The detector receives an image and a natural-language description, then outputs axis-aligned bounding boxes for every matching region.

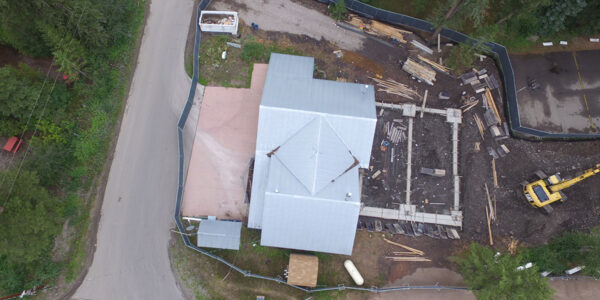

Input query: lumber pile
[371,77,421,101]
[346,15,410,44]
[347,15,366,29]
[370,20,408,43]
[382,235,430,262]
[418,55,450,73]
[485,88,502,125]
[402,58,436,85]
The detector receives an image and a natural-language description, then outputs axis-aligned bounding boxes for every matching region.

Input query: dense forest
[361,0,600,51]
[0,0,145,294]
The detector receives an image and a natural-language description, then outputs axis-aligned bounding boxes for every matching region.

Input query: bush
[525,229,600,277]
[454,243,552,300]
[330,0,348,21]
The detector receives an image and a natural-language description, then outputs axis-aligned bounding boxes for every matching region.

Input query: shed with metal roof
[196,219,242,250]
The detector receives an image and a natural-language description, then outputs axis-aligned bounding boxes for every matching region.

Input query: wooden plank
[486,205,493,246]
[492,159,499,188]
[420,90,428,118]
[385,257,431,262]
[382,236,424,255]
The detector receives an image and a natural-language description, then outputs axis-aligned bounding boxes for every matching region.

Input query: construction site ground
[178,0,600,296]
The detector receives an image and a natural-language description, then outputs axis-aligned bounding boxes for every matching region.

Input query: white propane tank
[344,260,364,286]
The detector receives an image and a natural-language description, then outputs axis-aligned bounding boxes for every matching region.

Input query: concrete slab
[511,51,600,134]
[182,64,268,220]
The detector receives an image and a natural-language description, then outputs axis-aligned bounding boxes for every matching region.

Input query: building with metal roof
[196,219,242,250]
[248,53,376,255]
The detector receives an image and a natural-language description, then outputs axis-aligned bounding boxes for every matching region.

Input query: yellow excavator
[522,164,600,213]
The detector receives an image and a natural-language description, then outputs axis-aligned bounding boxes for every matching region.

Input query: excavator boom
[549,164,600,193]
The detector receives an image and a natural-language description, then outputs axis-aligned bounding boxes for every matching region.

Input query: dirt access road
[72,0,202,299]
[212,0,365,50]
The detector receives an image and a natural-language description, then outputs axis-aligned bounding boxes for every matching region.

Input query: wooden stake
[486,205,493,246]
[392,251,420,255]
[385,256,431,262]
[420,90,428,118]
[485,183,494,221]
[492,159,498,188]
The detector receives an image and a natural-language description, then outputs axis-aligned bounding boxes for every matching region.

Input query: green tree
[537,0,588,35]
[0,65,69,136]
[0,170,63,292]
[331,0,348,21]
[445,43,476,74]
[454,243,553,300]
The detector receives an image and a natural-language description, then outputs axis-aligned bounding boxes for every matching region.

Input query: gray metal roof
[196,220,241,250]
[261,54,377,119]
[248,54,376,255]
[260,192,360,255]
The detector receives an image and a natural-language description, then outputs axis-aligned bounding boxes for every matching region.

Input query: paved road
[73,0,201,299]
[511,51,600,134]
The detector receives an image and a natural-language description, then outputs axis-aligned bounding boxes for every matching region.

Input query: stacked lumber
[402,58,436,85]
[418,55,450,73]
[371,77,421,101]
[370,20,408,43]
[485,88,502,124]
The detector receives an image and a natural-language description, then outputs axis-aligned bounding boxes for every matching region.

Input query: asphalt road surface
[73,0,201,299]
[511,51,600,134]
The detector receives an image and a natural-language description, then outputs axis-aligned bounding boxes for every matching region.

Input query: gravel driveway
[211,0,365,51]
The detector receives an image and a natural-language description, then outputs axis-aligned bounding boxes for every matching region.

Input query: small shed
[287,254,319,287]
[196,219,242,250]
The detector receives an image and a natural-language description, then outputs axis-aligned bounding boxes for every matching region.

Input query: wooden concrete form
[371,101,463,228]
[359,206,462,227]
[182,64,268,220]
[405,117,413,206]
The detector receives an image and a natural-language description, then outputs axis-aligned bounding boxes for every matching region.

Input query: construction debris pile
[201,15,236,25]
[460,68,510,159]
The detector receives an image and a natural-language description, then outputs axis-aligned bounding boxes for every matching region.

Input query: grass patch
[195,28,303,88]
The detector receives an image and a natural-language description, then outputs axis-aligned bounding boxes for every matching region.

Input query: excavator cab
[522,164,600,214]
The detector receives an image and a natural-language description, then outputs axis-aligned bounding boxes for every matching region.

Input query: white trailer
[199,11,239,35]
